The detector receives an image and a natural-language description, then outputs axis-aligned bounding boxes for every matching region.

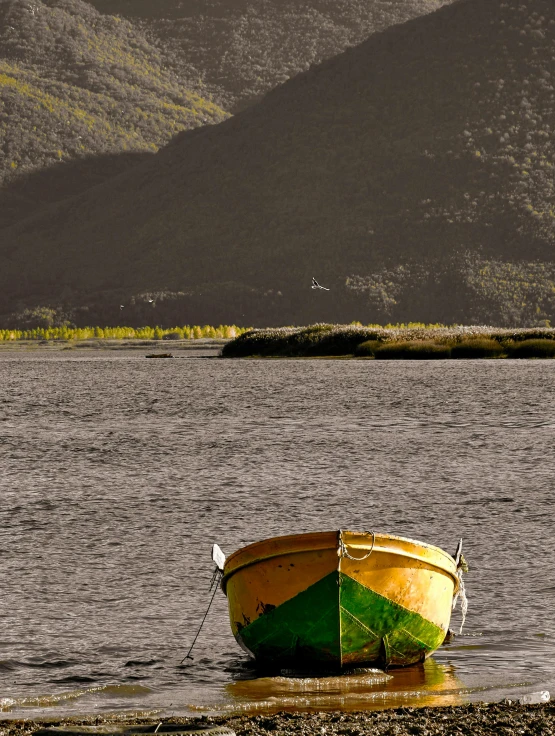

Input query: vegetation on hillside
[0,0,449,210]
[1,0,555,326]
[347,256,555,327]
[222,324,555,358]
[0,287,278,331]
[88,0,453,112]
[0,0,226,191]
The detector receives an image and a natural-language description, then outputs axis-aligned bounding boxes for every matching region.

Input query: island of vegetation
[221,323,555,359]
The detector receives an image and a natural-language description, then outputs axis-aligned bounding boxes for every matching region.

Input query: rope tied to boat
[338,530,375,561]
[180,566,223,664]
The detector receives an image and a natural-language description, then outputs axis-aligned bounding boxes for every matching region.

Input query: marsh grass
[355,340,384,357]
[506,339,555,359]
[221,324,383,358]
[303,327,382,357]
[374,341,452,360]
[450,338,504,359]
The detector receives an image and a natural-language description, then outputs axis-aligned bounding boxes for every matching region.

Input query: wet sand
[2,704,554,736]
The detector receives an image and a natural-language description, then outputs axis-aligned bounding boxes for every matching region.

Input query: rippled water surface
[1,348,554,718]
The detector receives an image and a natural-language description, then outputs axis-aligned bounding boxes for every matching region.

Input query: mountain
[0,0,449,230]
[88,0,453,112]
[1,0,555,327]
[0,0,226,225]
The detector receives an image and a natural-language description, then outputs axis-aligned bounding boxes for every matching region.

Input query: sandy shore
[1,704,554,736]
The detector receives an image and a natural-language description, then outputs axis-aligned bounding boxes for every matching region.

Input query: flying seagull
[312,277,330,291]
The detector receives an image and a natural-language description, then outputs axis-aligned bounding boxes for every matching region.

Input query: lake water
[0,347,554,718]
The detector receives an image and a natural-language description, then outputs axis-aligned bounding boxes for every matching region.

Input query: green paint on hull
[239,571,340,664]
[237,572,446,667]
[339,573,446,666]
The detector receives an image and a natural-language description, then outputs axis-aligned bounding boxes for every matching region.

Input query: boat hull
[222,530,459,668]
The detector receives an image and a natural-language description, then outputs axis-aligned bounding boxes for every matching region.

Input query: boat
[217,530,465,669]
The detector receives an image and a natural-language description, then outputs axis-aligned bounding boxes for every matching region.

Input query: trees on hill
[0,0,226,187]
[2,0,555,327]
[89,0,453,111]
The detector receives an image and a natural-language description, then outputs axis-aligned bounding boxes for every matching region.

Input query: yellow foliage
[0,324,250,341]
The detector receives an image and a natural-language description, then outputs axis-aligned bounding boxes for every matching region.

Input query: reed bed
[450,338,505,359]
[506,339,555,359]
[222,324,555,359]
[374,341,452,360]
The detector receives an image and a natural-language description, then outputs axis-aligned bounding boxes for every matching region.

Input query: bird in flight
[312,277,330,291]
[120,305,124,310]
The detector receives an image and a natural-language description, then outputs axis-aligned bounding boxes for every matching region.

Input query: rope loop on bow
[338,529,376,561]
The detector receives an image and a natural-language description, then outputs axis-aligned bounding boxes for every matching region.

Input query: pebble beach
[2,704,555,736]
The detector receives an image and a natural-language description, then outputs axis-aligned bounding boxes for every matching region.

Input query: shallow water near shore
[0,349,554,718]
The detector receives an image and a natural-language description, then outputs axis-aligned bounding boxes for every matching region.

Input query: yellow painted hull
[222,530,459,668]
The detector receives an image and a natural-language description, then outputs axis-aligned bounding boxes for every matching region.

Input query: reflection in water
[223,658,466,712]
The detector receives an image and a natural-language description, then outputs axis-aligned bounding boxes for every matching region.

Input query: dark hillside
[88,0,453,111]
[0,151,151,232]
[0,0,226,198]
[1,0,555,327]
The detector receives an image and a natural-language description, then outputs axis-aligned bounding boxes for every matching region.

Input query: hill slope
[1,0,555,327]
[0,0,226,223]
[88,0,453,112]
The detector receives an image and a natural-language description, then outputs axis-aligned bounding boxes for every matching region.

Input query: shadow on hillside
[0,150,154,231]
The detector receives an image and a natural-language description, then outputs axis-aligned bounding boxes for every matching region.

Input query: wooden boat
[219,530,462,669]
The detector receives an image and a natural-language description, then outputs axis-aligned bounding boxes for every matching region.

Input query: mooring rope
[338,530,376,561]
[180,568,223,664]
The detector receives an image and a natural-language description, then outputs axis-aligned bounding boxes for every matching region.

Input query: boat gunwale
[221,530,459,592]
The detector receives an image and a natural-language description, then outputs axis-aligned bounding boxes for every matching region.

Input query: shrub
[304,327,379,356]
[374,341,451,360]
[450,338,504,359]
[507,339,555,358]
[221,324,380,357]
[162,331,182,340]
[355,340,383,357]
[220,328,292,357]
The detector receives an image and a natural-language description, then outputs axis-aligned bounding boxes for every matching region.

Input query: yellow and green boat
[219,530,463,669]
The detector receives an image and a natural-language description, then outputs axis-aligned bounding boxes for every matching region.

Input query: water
[0,348,554,718]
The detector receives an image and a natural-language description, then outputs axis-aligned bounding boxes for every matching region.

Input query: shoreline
[1,703,554,736]
[2,327,555,361]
